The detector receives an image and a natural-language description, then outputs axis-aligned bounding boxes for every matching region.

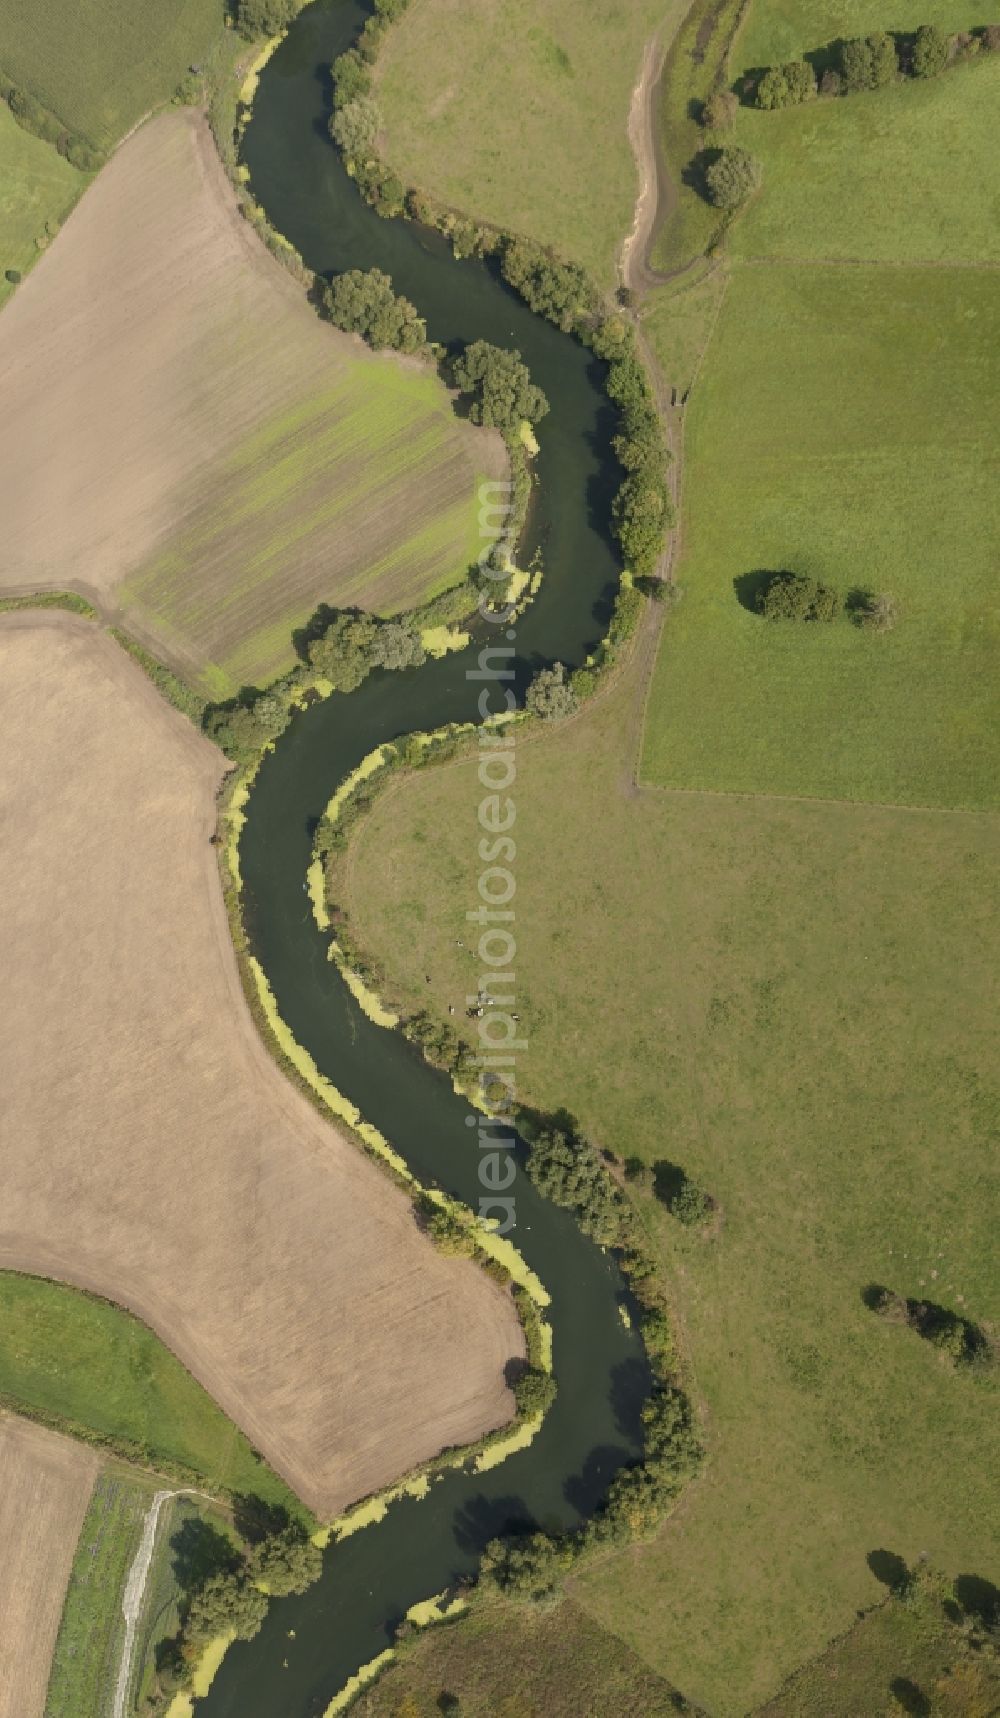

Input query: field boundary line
[636,777,1000,818]
[736,252,1000,273]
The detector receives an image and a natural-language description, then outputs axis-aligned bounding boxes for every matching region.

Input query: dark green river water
[201,4,648,1711]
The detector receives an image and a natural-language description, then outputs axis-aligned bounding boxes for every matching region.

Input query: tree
[249,1526,323,1596]
[704,146,762,209]
[185,1571,269,1643]
[840,36,878,91]
[525,663,578,722]
[234,0,298,40]
[755,67,790,109]
[203,695,288,761]
[819,67,843,96]
[369,619,426,670]
[758,571,841,622]
[612,470,674,575]
[331,47,371,104]
[984,25,1000,52]
[307,612,379,691]
[868,32,899,86]
[480,1532,574,1602]
[912,24,949,77]
[323,268,426,353]
[449,341,549,431]
[702,87,738,129]
[526,1126,625,1245]
[756,61,815,108]
[328,95,380,161]
[668,1178,713,1227]
[512,1365,557,1417]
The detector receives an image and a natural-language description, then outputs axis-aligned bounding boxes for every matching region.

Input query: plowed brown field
[0,614,521,1518]
[0,111,502,695]
[0,1416,99,1718]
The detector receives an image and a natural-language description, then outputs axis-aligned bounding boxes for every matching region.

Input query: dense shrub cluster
[323,267,426,353]
[329,93,381,161]
[525,1126,628,1248]
[753,20,1000,108]
[203,692,290,762]
[1,83,102,171]
[449,340,549,432]
[589,1387,703,1544]
[151,1523,321,1709]
[867,1285,993,1369]
[593,318,674,579]
[307,609,426,690]
[233,0,301,39]
[499,237,597,334]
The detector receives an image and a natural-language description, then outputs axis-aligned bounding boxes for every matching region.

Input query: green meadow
[732,52,1000,264]
[736,0,993,69]
[642,260,1000,806]
[0,1273,308,1520]
[0,101,86,308]
[0,0,225,150]
[376,0,686,286]
[343,671,1000,1712]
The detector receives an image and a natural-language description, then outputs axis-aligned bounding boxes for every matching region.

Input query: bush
[424,1204,476,1257]
[323,267,426,353]
[704,146,762,209]
[840,33,898,91]
[329,95,380,161]
[525,662,578,722]
[912,24,949,78]
[592,1387,702,1543]
[248,1526,322,1596]
[702,88,739,129]
[4,269,21,285]
[449,340,549,431]
[234,0,299,40]
[851,590,899,632]
[758,571,841,622]
[984,24,1000,52]
[819,67,843,96]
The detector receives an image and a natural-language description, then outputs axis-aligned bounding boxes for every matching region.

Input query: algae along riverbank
[200,2,651,1714]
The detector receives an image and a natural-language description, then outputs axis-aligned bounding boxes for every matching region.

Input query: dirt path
[111,1489,177,1718]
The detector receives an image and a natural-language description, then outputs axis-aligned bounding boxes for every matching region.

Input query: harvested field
[0,1415,99,1718]
[0,613,521,1519]
[0,111,502,695]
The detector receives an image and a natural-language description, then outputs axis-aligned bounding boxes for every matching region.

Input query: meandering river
[201,3,648,1710]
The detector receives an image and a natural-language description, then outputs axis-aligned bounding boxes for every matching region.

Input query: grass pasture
[341,669,1000,1710]
[0,102,85,310]
[642,261,1000,806]
[0,110,500,695]
[376,0,684,286]
[0,1273,303,1517]
[0,1417,99,1718]
[732,50,1000,264]
[735,0,995,72]
[0,613,520,1522]
[0,0,225,150]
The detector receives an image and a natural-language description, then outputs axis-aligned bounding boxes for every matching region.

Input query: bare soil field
[0,614,521,1518]
[0,1415,99,1718]
[0,111,501,695]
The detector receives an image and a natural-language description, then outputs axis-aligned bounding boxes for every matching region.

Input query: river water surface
[201,4,648,1711]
